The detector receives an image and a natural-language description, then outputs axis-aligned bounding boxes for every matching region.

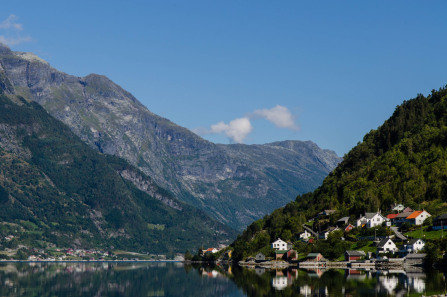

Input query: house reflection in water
[272,275,289,290]
[377,272,427,295]
[271,269,298,290]
[299,285,328,297]
[306,268,325,278]
[408,277,425,293]
[406,272,426,293]
[200,268,222,278]
[345,269,366,281]
[300,285,312,296]
[378,275,399,295]
[255,267,265,276]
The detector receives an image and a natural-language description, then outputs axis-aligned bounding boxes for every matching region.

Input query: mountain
[0,44,341,229]
[0,90,235,254]
[231,87,447,259]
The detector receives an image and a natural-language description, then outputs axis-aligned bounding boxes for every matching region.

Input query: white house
[406,210,431,226]
[204,248,218,254]
[356,212,388,228]
[392,204,405,212]
[404,239,425,253]
[299,230,312,241]
[319,226,340,240]
[377,238,398,254]
[271,238,288,250]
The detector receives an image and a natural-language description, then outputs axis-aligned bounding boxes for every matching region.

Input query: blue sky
[1,1,447,156]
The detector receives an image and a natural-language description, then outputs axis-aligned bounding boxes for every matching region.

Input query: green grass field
[405,228,446,240]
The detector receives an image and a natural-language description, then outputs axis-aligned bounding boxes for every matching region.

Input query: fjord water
[0,262,244,297]
[0,262,446,297]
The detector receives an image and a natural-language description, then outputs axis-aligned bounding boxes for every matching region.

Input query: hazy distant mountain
[0,91,235,253]
[0,44,341,229]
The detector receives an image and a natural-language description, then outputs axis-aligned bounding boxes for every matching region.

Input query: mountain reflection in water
[0,262,446,297]
[0,262,244,297]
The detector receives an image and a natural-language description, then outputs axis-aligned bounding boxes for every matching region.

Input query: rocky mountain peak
[0,43,12,54]
[0,47,342,229]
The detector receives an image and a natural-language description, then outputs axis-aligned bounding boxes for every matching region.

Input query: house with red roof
[406,210,431,226]
[344,224,355,232]
[204,248,219,254]
[386,213,399,225]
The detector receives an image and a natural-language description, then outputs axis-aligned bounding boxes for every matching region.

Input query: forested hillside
[232,87,447,259]
[0,92,235,254]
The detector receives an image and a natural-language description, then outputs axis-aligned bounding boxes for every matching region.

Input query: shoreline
[0,260,182,263]
[239,258,426,270]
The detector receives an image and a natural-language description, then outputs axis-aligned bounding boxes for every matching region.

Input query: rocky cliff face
[0,44,342,229]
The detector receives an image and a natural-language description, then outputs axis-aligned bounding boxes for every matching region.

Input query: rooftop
[377,238,394,248]
[345,250,366,256]
[406,211,424,219]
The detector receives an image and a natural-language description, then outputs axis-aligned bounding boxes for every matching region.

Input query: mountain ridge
[0,43,342,229]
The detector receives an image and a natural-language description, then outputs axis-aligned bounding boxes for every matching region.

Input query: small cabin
[306,253,324,262]
[345,250,366,261]
[255,253,265,261]
[275,250,287,260]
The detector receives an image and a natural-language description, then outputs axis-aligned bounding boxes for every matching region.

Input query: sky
[1,1,447,156]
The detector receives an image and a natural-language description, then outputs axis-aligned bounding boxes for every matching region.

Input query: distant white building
[392,204,405,212]
[271,238,292,250]
[203,248,218,254]
[403,239,425,253]
[319,226,340,240]
[377,238,397,254]
[299,230,312,241]
[356,212,388,228]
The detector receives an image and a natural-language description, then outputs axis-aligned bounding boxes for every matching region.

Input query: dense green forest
[232,87,447,259]
[0,93,236,254]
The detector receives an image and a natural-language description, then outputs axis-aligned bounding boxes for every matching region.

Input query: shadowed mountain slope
[0,91,235,253]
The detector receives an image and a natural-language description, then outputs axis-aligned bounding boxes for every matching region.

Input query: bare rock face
[0,43,342,229]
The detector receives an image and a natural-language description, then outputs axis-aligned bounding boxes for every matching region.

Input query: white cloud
[0,15,23,31]
[195,105,298,143]
[205,117,253,143]
[0,14,32,46]
[0,35,32,46]
[253,105,299,130]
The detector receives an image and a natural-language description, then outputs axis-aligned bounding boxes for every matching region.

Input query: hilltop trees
[232,86,447,260]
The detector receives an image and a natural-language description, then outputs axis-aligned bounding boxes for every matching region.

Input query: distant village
[236,205,447,269]
[0,245,183,262]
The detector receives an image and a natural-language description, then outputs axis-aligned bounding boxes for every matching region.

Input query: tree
[184,250,193,261]
[281,229,292,242]
[424,241,440,267]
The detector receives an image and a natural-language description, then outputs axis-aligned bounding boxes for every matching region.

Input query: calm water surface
[0,262,446,296]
